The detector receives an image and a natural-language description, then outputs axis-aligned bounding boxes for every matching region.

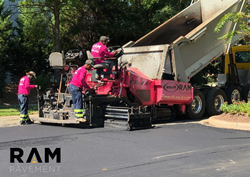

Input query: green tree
[214,1,250,43]
[7,0,76,83]
[7,17,52,82]
[7,0,193,82]
[60,0,191,56]
[0,0,12,97]
[10,0,79,52]
[9,0,192,55]
[16,0,62,52]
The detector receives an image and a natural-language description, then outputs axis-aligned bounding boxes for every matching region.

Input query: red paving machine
[34,0,248,130]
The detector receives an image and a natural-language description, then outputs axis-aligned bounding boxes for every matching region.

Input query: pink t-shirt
[91,42,114,64]
[70,66,90,90]
[18,76,36,95]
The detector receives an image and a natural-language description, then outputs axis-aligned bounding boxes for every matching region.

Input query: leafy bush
[221,101,250,116]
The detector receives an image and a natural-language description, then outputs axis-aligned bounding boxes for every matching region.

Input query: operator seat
[86,51,109,70]
[86,50,121,80]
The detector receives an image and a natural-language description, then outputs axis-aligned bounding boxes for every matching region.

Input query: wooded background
[0,0,249,98]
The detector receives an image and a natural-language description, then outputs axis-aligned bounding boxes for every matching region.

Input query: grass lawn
[0,105,38,116]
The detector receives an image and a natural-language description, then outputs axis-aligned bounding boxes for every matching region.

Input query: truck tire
[205,89,227,116]
[201,88,212,117]
[168,107,176,122]
[225,86,241,104]
[202,88,211,98]
[186,89,205,120]
[242,85,250,102]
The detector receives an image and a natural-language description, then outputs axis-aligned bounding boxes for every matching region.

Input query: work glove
[84,89,95,96]
[89,89,96,95]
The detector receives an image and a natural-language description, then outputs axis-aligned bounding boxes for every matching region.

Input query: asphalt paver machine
[34,0,248,130]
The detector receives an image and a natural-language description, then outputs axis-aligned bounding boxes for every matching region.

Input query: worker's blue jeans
[69,84,83,118]
[96,60,114,77]
[18,94,29,121]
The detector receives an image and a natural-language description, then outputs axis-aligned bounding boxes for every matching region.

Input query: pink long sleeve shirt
[70,66,90,90]
[91,42,114,64]
[18,76,36,95]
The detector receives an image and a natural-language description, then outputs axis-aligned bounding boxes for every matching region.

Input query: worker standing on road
[91,36,117,79]
[18,71,37,125]
[69,60,93,122]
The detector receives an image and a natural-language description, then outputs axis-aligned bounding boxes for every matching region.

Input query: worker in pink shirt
[69,60,93,122]
[18,71,37,125]
[91,36,117,79]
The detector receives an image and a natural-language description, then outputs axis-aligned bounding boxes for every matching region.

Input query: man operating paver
[18,71,37,125]
[91,36,117,80]
[69,60,93,122]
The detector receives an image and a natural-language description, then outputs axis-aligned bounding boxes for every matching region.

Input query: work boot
[26,118,34,124]
[20,121,26,125]
[76,118,87,122]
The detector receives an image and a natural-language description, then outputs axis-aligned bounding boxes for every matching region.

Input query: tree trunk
[53,0,60,52]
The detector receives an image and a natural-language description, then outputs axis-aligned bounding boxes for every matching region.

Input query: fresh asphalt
[0,121,249,177]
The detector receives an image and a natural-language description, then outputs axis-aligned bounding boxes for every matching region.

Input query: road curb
[203,117,250,131]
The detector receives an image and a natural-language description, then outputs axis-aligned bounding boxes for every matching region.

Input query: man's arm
[80,70,90,90]
[103,47,115,58]
[25,78,36,89]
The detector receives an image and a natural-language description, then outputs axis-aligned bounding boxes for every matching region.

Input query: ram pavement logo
[10,147,61,174]
[163,82,192,92]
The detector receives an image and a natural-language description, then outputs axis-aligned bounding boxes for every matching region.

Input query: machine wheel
[242,85,250,103]
[205,89,227,116]
[126,123,133,131]
[168,107,176,122]
[225,86,241,104]
[186,89,205,120]
[201,88,212,117]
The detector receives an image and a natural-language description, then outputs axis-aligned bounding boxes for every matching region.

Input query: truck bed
[120,0,245,82]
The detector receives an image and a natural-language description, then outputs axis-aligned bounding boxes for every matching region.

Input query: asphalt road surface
[0,122,249,177]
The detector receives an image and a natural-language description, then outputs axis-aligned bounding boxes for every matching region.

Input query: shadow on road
[35,115,210,130]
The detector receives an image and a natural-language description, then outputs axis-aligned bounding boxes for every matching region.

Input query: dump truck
[33,0,250,130]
